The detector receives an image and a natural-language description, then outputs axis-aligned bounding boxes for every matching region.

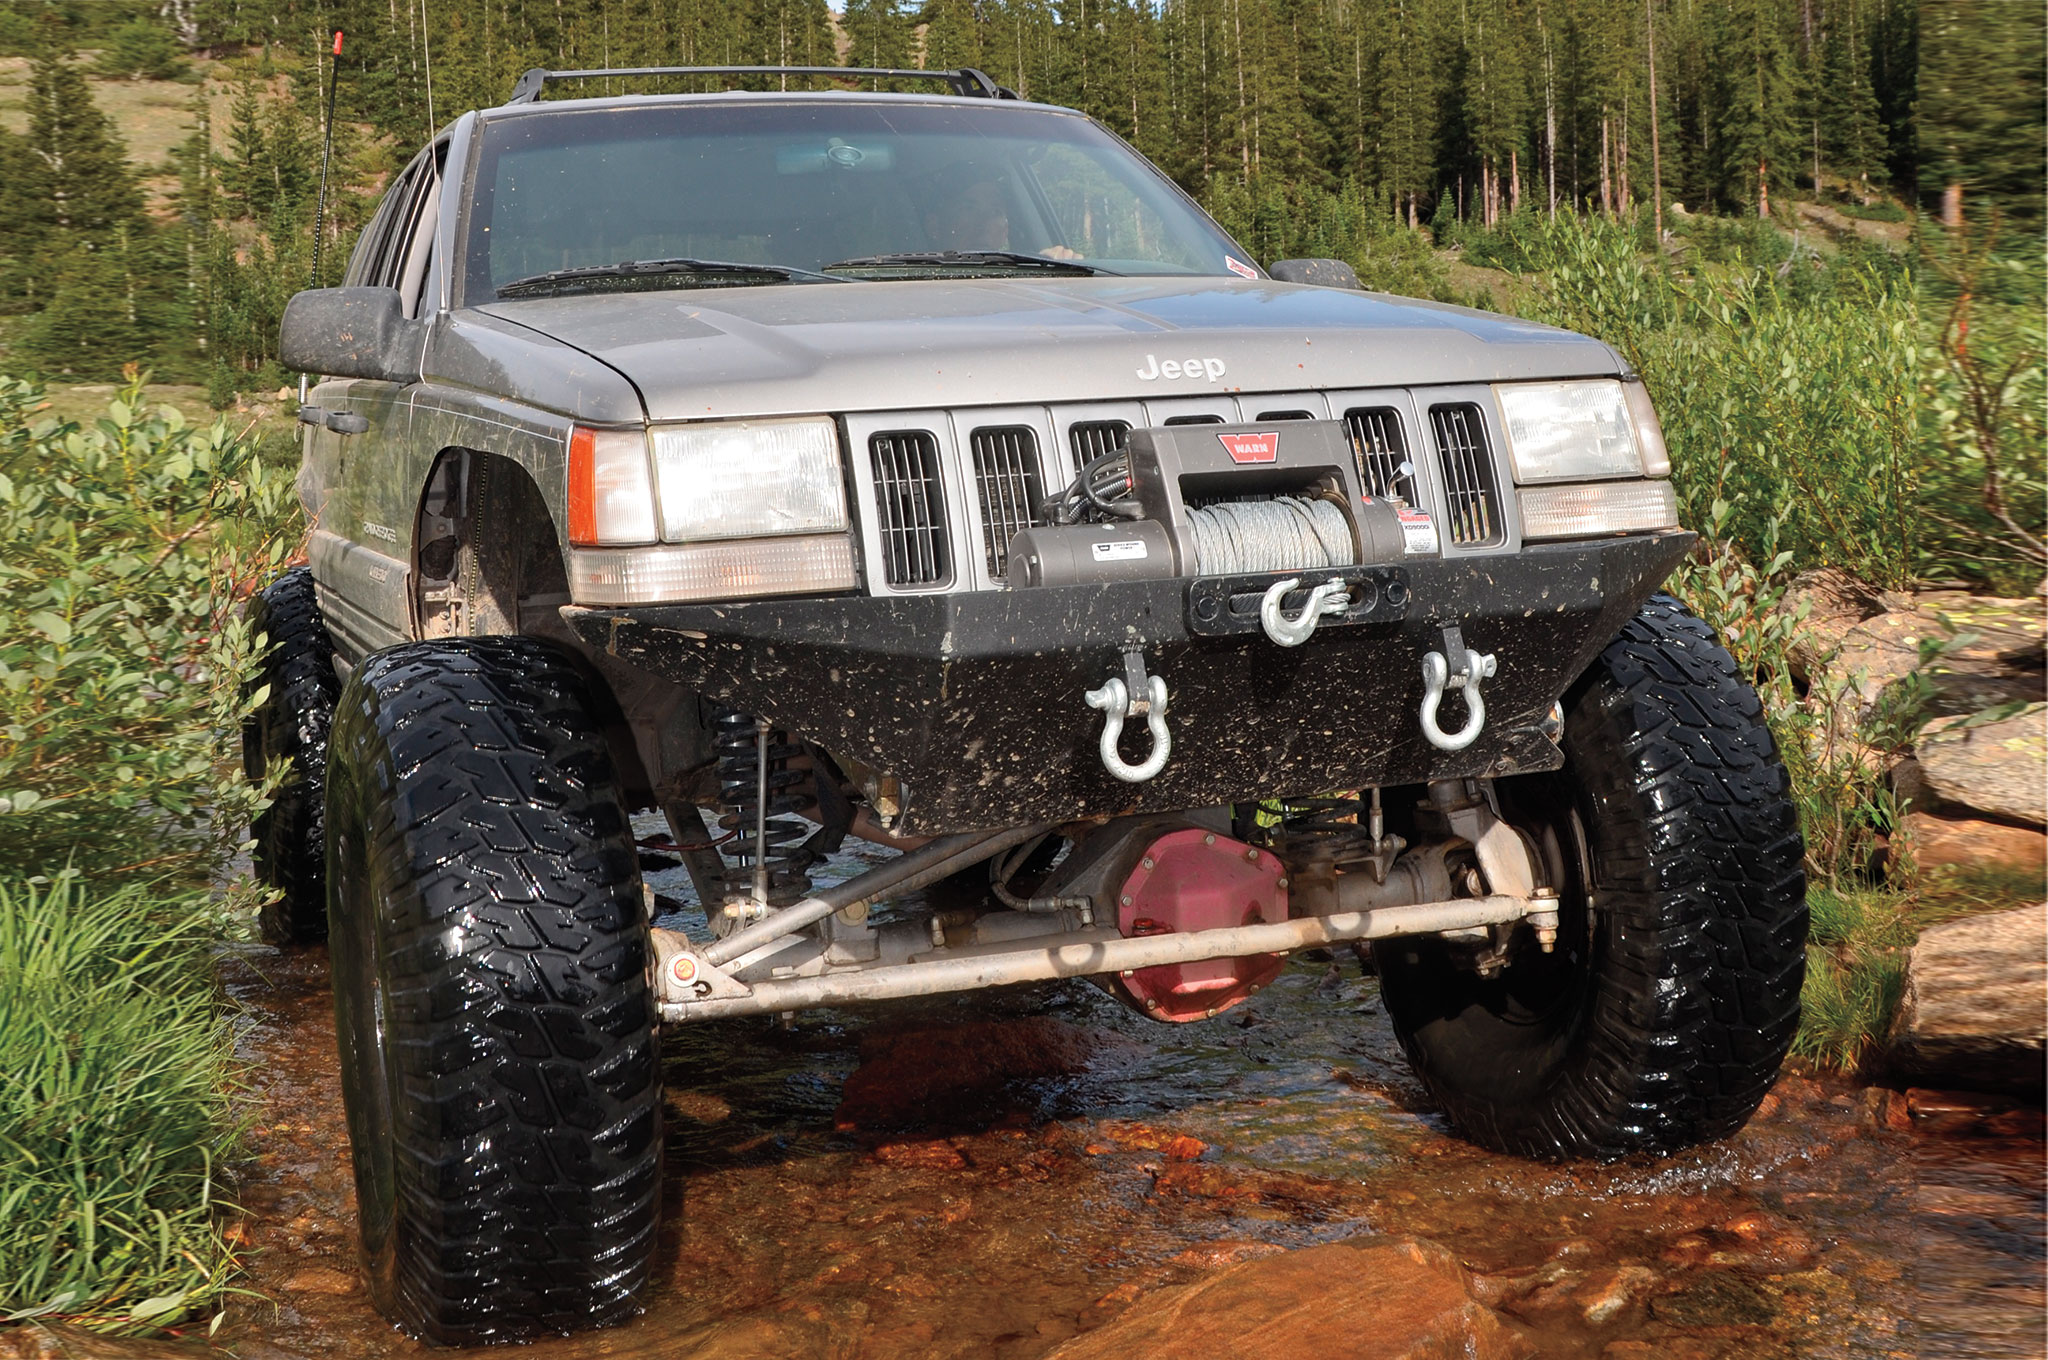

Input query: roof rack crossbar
[507,65,1009,105]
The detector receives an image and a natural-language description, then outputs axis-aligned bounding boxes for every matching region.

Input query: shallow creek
[188,843,2044,1360]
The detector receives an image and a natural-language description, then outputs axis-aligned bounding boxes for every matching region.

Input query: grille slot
[1164,414,1224,426]
[1255,409,1316,421]
[868,431,950,586]
[1068,420,1130,473]
[1345,407,1415,500]
[969,426,1045,579]
[1428,404,1504,545]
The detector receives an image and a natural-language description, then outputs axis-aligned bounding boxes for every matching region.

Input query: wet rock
[1100,1122,1208,1160]
[1575,1265,1661,1325]
[1048,1240,1531,1360]
[0,1324,209,1359]
[868,1137,969,1170]
[834,1017,1125,1129]
[1901,812,2047,876]
[1915,705,2048,828]
[1905,1087,2039,1136]
[1888,904,2047,1094]
[1170,1239,1288,1268]
[666,1089,733,1123]
[279,1267,359,1296]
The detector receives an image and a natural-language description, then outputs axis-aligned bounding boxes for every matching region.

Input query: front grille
[1345,407,1415,500]
[868,431,950,586]
[1428,404,1504,545]
[1068,420,1130,474]
[969,426,1045,579]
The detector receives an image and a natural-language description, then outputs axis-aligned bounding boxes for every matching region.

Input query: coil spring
[713,710,814,905]
[1268,795,1373,856]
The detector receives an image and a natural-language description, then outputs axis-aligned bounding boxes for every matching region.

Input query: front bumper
[565,531,1694,834]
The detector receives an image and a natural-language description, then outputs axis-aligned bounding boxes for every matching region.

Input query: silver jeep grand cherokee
[251,65,1806,1346]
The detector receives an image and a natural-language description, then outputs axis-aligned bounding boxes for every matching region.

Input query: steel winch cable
[1188,496,1355,575]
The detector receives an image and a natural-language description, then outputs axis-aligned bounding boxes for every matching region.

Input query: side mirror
[1268,258,1364,290]
[279,287,424,384]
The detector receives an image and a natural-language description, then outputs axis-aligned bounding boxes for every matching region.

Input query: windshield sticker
[1396,508,1439,555]
[1224,255,1258,280]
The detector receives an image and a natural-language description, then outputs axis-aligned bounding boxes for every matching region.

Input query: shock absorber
[713,709,814,907]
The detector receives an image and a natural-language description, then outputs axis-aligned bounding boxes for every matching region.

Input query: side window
[397,156,445,318]
[345,156,425,288]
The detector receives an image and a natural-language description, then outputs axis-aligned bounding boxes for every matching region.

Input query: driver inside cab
[921,164,1083,260]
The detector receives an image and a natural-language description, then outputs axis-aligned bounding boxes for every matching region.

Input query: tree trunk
[1647,0,1663,241]
[1942,182,1964,227]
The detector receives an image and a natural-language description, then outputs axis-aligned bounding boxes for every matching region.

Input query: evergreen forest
[0,0,2035,388]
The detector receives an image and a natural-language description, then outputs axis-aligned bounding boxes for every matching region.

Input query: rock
[1915,704,2047,828]
[1783,568,1896,684]
[280,1266,359,1295]
[1900,812,2046,877]
[1888,904,2047,1094]
[1170,1239,1289,1268]
[868,1138,969,1171]
[1574,1265,1661,1325]
[0,1324,204,1359]
[1801,590,2044,725]
[1046,1240,1531,1360]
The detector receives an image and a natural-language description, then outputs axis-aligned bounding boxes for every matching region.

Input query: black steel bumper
[564,532,1695,834]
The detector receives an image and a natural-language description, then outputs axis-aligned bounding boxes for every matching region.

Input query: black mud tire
[325,637,661,1344]
[243,566,339,944]
[1374,594,1807,1160]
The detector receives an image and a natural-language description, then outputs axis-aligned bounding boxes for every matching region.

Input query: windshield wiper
[822,250,1114,277]
[496,256,843,298]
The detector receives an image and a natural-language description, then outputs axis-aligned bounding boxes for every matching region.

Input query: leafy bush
[0,373,297,877]
[0,877,240,1332]
[0,374,297,1330]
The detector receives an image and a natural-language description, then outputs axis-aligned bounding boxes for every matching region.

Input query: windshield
[462,99,1252,300]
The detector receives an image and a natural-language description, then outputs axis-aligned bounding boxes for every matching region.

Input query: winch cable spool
[1188,495,1358,647]
[1186,495,1354,576]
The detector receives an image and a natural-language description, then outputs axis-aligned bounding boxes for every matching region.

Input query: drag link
[697,822,1054,968]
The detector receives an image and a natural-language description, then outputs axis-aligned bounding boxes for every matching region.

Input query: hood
[469,276,1621,423]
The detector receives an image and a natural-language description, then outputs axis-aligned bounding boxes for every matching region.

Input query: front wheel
[1374,594,1808,1159]
[325,637,661,1343]
[243,567,339,944]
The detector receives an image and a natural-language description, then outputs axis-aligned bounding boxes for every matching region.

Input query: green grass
[1792,869,2042,1073]
[0,877,242,1333]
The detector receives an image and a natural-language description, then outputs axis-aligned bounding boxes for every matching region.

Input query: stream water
[189,842,2043,1360]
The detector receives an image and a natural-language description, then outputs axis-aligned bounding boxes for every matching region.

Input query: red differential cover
[1111,828,1288,1022]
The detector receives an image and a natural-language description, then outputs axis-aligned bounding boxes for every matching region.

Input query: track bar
[662,895,1536,1021]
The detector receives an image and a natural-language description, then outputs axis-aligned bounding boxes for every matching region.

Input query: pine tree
[16,46,144,246]
[1712,0,1798,216]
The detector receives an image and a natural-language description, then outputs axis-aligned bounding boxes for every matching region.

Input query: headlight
[1519,480,1679,540]
[570,536,858,606]
[566,415,858,605]
[1495,379,1641,483]
[651,417,848,542]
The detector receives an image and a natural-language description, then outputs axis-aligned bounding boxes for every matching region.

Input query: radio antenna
[302,28,342,406]
[309,29,342,291]
[421,0,436,136]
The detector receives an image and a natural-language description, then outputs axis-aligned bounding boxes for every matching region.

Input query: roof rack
[506,65,1011,105]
